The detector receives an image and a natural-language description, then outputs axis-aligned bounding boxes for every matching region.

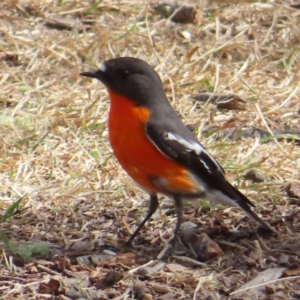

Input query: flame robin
[81,57,272,249]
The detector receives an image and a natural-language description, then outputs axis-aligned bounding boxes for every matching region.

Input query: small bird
[81,57,272,249]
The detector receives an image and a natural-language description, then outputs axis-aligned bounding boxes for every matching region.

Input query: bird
[80,57,272,250]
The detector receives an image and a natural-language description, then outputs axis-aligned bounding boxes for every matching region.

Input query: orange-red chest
[107,89,199,195]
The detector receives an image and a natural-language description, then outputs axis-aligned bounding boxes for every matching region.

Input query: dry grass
[0,0,300,299]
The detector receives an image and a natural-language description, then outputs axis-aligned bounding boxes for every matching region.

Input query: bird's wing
[145,120,255,208]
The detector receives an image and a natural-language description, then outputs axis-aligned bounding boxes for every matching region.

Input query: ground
[0,0,300,299]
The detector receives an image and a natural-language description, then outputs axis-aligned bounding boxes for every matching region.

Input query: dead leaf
[39,278,61,295]
[86,252,136,268]
[53,256,72,272]
[95,270,124,289]
[278,253,289,266]
[111,252,136,266]
[65,240,94,254]
[265,283,276,294]
[231,268,287,298]
[165,263,187,273]
[284,268,300,276]
[136,261,166,276]
[180,223,222,261]
[148,281,171,294]
[133,280,151,300]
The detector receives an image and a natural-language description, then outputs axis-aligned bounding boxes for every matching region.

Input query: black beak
[80,70,100,79]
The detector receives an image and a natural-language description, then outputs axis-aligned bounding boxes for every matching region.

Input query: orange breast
[107,89,199,195]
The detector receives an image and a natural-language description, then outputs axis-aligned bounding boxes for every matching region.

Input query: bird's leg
[125,194,159,247]
[170,194,183,253]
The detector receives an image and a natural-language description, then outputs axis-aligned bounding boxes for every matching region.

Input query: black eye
[118,69,129,79]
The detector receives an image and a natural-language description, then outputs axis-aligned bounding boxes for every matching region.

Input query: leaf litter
[0,0,300,299]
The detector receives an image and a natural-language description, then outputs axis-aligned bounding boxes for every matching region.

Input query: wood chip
[44,17,83,31]
[286,183,300,199]
[171,5,199,24]
[243,170,266,183]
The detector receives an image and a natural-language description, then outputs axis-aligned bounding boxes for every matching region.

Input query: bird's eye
[118,69,129,79]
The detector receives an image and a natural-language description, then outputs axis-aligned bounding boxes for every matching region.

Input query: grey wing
[146,121,255,209]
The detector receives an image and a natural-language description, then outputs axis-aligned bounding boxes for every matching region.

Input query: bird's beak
[80,70,100,79]
[81,62,107,80]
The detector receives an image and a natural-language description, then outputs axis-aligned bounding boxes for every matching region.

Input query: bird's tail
[233,187,273,232]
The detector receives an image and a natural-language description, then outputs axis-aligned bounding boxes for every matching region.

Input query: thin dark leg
[170,194,183,252]
[125,194,159,247]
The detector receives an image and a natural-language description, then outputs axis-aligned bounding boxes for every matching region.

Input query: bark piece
[286,183,300,199]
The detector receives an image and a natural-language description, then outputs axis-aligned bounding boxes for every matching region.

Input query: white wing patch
[166,132,203,154]
[165,132,224,174]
